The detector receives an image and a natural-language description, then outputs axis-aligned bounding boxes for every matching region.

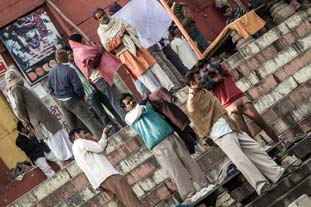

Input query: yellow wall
[0,93,28,169]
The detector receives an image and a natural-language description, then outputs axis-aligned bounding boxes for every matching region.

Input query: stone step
[7,136,229,207]
[50,148,229,207]
[246,79,311,139]
[12,129,307,207]
[287,134,311,160]
[234,34,311,102]
[7,168,74,207]
[281,115,311,142]
[246,94,311,145]
[245,158,311,207]
[288,194,311,207]
[34,173,89,207]
[36,159,159,206]
[184,134,311,207]
[223,11,310,72]
[270,175,311,207]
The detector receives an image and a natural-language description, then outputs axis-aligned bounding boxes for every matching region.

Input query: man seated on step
[69,126,142,207]
[185,69,285,195]
[15,121,63,178]
[119,93,211,203]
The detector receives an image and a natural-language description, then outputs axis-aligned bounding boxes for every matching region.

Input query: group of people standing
[5,1,290,206]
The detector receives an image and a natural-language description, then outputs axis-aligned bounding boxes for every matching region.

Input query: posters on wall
[0,7,63,85]
[0,56,10,97]
[0,76,7,98]
[0,55,8,76]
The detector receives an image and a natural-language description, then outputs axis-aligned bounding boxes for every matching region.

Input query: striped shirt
[226,8,247,25]
[65,63,95,97]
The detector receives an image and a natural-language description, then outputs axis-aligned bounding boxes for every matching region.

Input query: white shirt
[72,133,119,189]
[170,37,198,69]
[125,105,146,125]
[209,117,233,141]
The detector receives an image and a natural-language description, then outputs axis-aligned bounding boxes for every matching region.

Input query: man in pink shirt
[198,60,281,146]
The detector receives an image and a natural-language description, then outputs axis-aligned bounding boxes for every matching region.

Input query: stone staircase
[223,9,311,145]
[5,123,232,207]
[6,127,178,207]
[186,134,311,207]
[5,8,311,207]
[245,134,311,207]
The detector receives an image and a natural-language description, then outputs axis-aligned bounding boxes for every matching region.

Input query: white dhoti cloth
[41,124,73,161]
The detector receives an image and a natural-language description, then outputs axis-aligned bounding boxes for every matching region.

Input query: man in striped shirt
[219,5,246,25]
[63,47,120,135]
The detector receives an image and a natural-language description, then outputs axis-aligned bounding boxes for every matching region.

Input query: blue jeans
[134,79,150,97]
[134,69,160,96]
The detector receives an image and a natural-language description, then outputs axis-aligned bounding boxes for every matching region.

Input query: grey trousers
[214,132,284,194]
[58,98,104,139]
[152,133,208,199]
[94,78,126,122]
[162,45,189,75]
[148,44,183,89]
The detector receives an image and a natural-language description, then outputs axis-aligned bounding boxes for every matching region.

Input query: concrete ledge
[8,170,72,207]
[224,11,310,71]
[246,159,311,207]
[287,135,311,160]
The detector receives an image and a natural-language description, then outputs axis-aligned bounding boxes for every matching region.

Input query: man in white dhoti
[5,70,73,161]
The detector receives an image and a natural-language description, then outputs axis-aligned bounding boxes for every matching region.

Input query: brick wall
[223,10,311,143]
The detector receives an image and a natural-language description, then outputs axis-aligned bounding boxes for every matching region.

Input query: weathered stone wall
[5,9,311,207]
[224,10,311,143]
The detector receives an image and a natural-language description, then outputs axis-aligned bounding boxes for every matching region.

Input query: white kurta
[40,124,73,161]
[170,37,199,69]
[72,133,120,189]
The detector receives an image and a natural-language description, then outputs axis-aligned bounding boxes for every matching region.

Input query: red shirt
[211,64,244,108]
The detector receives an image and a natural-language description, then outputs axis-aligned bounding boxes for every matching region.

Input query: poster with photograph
[0,55,8,76]
[0,7,63,84]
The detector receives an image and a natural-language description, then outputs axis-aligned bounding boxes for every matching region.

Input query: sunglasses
[125,100,132,105]
[96,13,105,20]
[123,97,133,107]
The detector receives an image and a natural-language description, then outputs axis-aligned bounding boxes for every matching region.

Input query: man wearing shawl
[185,69,285,195]
[93,8,174,94]
[107,2,184,95]
[68,34,126,123]
[5,69,73,162]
